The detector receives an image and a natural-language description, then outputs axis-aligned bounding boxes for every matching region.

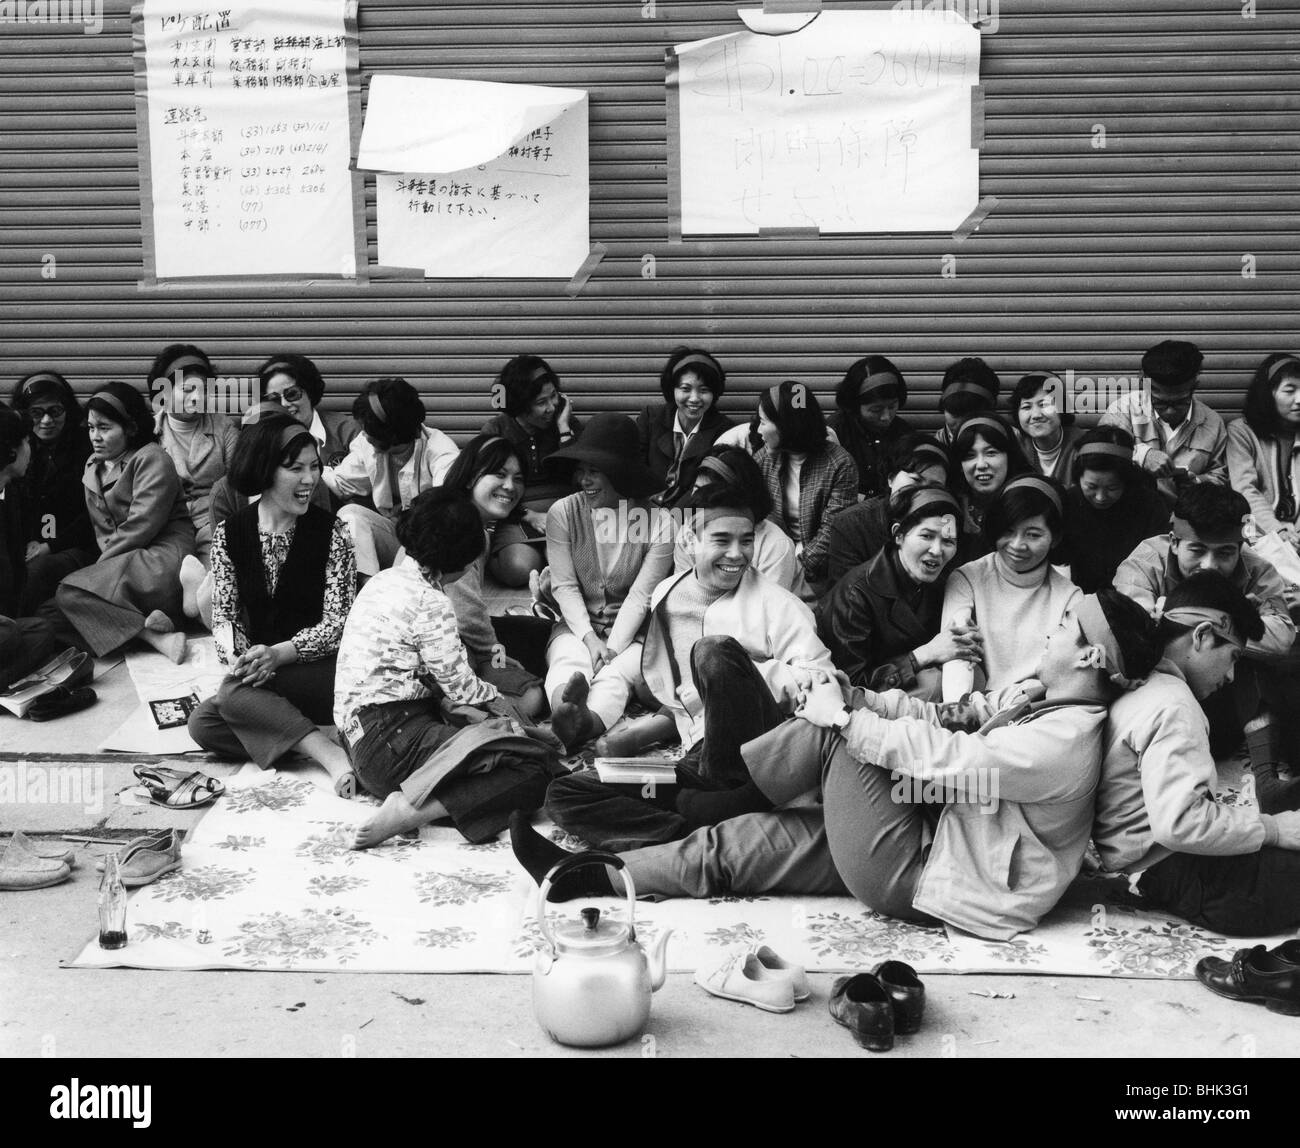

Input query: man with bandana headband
[512,589,1159,942]
[1115,483,1300,813]
[1094,571,1300,939]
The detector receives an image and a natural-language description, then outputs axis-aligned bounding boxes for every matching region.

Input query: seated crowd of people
[2,338,1300,943]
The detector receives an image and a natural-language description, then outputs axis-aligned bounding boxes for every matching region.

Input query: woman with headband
[480,354,581,587]
[942,474,1081,691]
[636,346,735,509]
[322,376,459,580]
[10,370,93,614]
[146,345,238,564]
[828,355,914,500]
[187,410,358,796]
[937,357,1001,443]
[673,446,798,590]
[1009,371,1085,486]
[818,484,976,697]
[947,412,1031,558]
[1063,426,1169,593]
[826,432,950,586]
[1227,353,1300,550]
[35,380,195,663]
[753,380,859,600]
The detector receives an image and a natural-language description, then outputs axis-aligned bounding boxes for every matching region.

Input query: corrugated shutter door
[2,0,1298,434]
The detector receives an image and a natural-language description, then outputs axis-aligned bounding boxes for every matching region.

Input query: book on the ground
[593,756,678,785]
[149,694,201,730]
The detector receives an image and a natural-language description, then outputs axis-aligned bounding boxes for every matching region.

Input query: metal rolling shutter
[1,0,1297,436]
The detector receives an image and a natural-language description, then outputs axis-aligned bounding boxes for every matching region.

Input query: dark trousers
[1139,847,1300,937]
[19,548,94,616]
[491,614,552,680]
[0,615,59,692]
[349,699,559,844]
[546,635,786,850]
[188,658,336,768]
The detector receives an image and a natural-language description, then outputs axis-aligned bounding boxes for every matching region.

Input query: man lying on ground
[513,590,1158,941]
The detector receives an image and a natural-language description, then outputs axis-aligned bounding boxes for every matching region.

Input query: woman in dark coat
[1063,426,1170,593]
[636,346,735,507]
[11,370,94,614]
[827,354,913,500]
[816,484,974,699]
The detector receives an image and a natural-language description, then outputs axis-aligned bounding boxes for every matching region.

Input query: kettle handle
[536,850,637,952]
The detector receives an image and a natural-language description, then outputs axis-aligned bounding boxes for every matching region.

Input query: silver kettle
[532,850,672,1048]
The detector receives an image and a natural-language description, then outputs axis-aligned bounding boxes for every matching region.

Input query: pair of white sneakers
[694,944,811,1013]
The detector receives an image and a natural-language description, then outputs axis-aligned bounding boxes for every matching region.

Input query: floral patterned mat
[65,768,1287,978]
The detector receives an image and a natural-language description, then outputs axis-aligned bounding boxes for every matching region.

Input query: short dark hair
[888,482,959,537]
[396,487,487,577]
[983,478,1065,552]
[660,346,725,404]
[835,355,907,413]
[86,381,155,449]
[757,380,828,454]
[1242,353,1300,439]
[1142,340,1203,389]
[1155,570,1264,646]
[497,354,560,418]
[1070,425,1144,486]
[147,343,214,385]
[889,432,949,481]
[227,411,318,497]
[12,369,82,428]
[947,413,1029,500]
[693,445,771,522]
[1097,589,1164,681]
[353,377,426,451]
[940,357,1000,413]
[441,432,525,496]
[1009,372,1075,428]
[1172,484,1249,540]
[258,353,326,409]
[684,480,756,519]
[0,404,26,470]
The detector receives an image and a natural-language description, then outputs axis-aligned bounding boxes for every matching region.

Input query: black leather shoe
[873,959,925,1034]
[1195,945,1300,1016]
[828,974,894,1052]
[27,686,97,723]
[1268,939,1300,967]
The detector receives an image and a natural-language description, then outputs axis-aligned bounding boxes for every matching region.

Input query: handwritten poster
[357,76,589,279]
[670,9,981,235]
[135,0,360,280]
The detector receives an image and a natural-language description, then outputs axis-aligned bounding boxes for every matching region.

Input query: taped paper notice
[673,9,981,235]
[358,76,589,279]
[137,0,359,279]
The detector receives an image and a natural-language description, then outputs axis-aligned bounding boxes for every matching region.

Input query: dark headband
[159,353,212,379]
[672,353,719,378]
[279,421,313,450]
[1266,356,1300,383]
[696,455,741,489]
[1076,442,1133,464]
[903,487,960,520]
[1002,474,1063,516]
[260,360,295,380]
[944,380,997,405]
[857,372,903,401]
[20,372,66,394]
[955,414,1007,442]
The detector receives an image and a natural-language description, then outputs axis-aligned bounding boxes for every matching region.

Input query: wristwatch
[829,707,852,731]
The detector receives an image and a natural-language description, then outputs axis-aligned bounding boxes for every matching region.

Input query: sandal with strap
[132,764,226,809]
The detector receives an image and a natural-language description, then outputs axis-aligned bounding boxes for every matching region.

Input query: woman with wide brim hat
[538,412,675,718]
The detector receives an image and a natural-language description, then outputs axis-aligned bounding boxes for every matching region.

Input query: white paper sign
[357,76,589,279]
[138,0,358,279]
[673,9,981,234]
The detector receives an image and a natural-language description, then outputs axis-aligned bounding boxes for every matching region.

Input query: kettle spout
[646,928,673,991]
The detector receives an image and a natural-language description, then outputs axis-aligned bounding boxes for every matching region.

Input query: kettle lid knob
[580,907,600,932]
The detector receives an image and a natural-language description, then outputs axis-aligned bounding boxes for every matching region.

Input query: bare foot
[550,672,599,753]
[140,628,186,664]
[179,556,206,619]
[595,712,678,757]
[352,791,448,850]
[144,609,175,633]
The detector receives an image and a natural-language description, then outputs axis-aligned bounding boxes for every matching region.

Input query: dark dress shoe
[829,974,895,1052]
[1268,939,1300,967]
[27,686,97,723]
[873,959,926,1034]
[1195,945,1300,1016]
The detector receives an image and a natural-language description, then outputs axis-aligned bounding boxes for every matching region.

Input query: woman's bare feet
[179,556,206,620]
[595,711,677,757]
[352,790,449,850]
[140,628,186,664]
[144,609,174,633]
[550,672,603,752]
